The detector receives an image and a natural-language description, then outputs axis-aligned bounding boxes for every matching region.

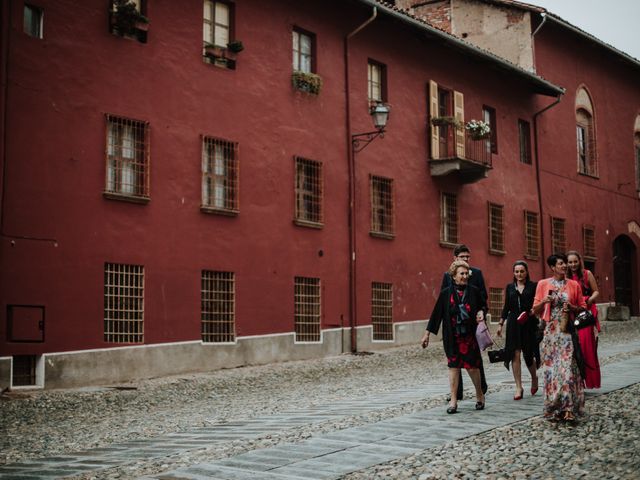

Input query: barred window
[441,192,458,245]
[368,60,386,104]
[518,119,531,165]
[370,175,394,238]
[371,282,393,341]
[292,28,314,73]
[201,136,239,214]
[294,277,321,342]
[551,217,566,254]
[488,203,505,254]
[105,115,150,201]
[524,210,540,259]
[295,157,323,226]
[104,263,144,343]
[488,288,504,324]
[583,225,596,260]
[201,271,235,343]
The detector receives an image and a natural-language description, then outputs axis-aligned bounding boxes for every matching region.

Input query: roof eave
[355,0,564,97]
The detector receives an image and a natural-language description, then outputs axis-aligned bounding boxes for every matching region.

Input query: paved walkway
[2,340,640,480]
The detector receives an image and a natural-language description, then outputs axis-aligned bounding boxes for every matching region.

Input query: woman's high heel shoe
[531,377,539,396]
[446,404,458,414]
[514,389,524,400]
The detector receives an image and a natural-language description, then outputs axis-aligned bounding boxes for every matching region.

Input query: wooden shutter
[454,91,465,158]
[429,80,439,159]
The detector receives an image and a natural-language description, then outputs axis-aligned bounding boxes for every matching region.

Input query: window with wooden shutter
[453,91,465,158]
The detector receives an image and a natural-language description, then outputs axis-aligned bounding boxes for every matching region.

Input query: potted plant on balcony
[204,42,225,60]
[111,0,149,37]
[430,116,462,128]
[292,70,322,95]
[465,119,491,140]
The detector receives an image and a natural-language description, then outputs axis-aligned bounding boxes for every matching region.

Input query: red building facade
[0,0,637,389]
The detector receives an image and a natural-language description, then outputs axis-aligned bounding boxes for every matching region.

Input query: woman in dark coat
[496,261,539,400]
[420,260,487,414]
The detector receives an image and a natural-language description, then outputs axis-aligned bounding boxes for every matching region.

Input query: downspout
[345,7,377,353]
[532,93,563,275]
[530,12,547,68]
[0,1,11,239]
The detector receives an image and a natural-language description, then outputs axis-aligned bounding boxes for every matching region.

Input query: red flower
[459,342,469,354]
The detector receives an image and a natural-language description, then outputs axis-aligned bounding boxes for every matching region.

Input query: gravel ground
[343,382,640,480]
[1,320,639,479]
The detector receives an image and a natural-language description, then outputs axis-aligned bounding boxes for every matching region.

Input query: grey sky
[529,0,640,60]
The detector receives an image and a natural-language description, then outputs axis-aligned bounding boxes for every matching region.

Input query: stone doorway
[613,234,637,314]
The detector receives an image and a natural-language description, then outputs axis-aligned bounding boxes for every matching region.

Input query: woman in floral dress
[532,253,587,421]
[421,260,487,414]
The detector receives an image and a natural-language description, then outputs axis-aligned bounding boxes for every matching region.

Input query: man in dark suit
[440,244,488,400]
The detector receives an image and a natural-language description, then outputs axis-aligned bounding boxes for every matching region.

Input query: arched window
[575,88,597,177]
[635,127,640,192]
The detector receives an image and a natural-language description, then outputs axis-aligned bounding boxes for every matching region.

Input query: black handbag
[488,344,507,363]
[573,310,596,330]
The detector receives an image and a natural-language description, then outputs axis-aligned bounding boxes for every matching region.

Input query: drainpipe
[345,7,377,353]
[530,12,547,69]
[0,1,11,239]
[532,93,563,275]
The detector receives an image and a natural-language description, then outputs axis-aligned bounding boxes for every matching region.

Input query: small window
[488,203,504,254]
[483,105,497,154]
[203,1,236,68]
[105,115,150,202]
[577,109,597,176]
[201,270,235,343]
[110,0,148,43]
[440,192,458,245]
[294,157,323,227]
[518,119,531,164]
[367,60,387,105]
[583,225,596,260]
[12,355,38,386]
[370,175,394,238]
[488,288,504,324]
[524,210,540,259]
[634,132,640,191]
[550,217,566,254]
[104,263,144,343]
[24,5,43,39]
[292,28,315,73]
[294,276,321,342]
[371,282,393,341]
[201,136,239,215]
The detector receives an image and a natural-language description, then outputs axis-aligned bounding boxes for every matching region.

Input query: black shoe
[475,401,485,410]
[447,405,458,414]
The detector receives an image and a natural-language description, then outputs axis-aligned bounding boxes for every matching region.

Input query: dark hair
[512,260,530,283]
[546,253,568,268]
[566,250,584,279]
[453,244,470,256]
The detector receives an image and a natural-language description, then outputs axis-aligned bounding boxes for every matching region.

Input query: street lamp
[352,103,390,153]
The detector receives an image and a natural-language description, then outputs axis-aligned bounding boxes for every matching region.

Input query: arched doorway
[613,235,637,314]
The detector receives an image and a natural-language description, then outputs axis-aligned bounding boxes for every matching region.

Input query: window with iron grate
[488,288,504,324]
[370,175,394,238]
[524,210,540,259]
[551,217,566,254]
[12,355,37,386]
[371,282,393,341]
[201,136,239,215]
[294,157,323,227]
[440,192,458,245]
[294,276,321,342]
[583,225,597,260]
[104,263,144,343]
[488,203,505,254]
[105,115,150,202]
[201,271,235,343]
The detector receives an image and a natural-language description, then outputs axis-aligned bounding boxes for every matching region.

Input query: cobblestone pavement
[1,320,639,479]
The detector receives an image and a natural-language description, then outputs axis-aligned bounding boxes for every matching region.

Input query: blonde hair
[449,260,470,277]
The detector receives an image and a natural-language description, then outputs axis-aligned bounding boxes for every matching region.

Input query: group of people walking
[420,245,601,422]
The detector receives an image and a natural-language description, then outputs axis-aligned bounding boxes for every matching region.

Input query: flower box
[431,116,461,127]
[292,71,322,95]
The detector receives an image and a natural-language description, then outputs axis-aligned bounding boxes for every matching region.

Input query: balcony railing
[429,124,493,183]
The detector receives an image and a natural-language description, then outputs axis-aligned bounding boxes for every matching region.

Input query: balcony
[428,124,493,183]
